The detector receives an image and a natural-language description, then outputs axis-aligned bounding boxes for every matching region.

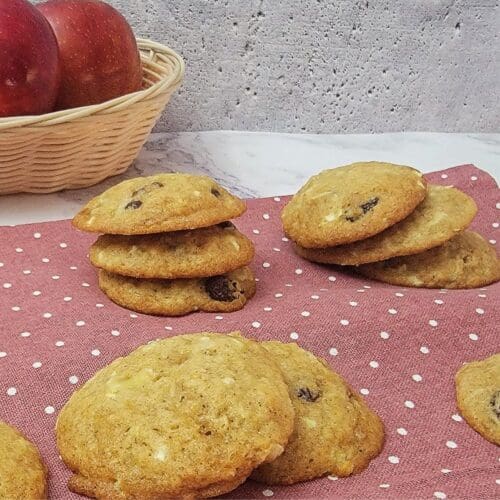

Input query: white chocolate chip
[105,367,156,398]
[153,446,168,461]
[266,444,284,461]
[198,336,214,348]
[302,417,317,428]
[408,276,424,286]
[324,209,343,223]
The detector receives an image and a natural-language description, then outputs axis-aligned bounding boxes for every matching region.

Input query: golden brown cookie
[357,231,500,289]
[89,222,255,279]
[281,162,427,248]
[56,332,295,499]
[252,341,384,485]
[98,266,256,316]
[72,173,246,234]
[0,420,47,499]
[455,353,500,445]
[294,185,477,265]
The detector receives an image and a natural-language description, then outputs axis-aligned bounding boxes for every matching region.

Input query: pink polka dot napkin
[0,165,498,499]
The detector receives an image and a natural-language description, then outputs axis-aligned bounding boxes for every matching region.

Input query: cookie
[89,222,255,279]
[252,341,384,485]
[72,173,246,234]
[98,266,256,316]
[294,185,477,265]
[281,162,427,248]
[357,231,500,289]
[455,353,500,445]
[56,332,295,498]
[0,420,47,499]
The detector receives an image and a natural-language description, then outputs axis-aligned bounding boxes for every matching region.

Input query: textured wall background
[109,0,499,133]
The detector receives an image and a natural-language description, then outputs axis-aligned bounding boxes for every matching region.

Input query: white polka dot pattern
[0,166,498,499]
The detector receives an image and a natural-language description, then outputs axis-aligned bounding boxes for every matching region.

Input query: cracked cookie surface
[90,223,255,279]
[252,341,384,485]
[357,231,500,289]
[56,332,295,499]
[455,353,500,445]
[281,162,426,248]
[0,420,47,500]
[98,266,256,316]
[294,185,477,265]
[72,173,246,234]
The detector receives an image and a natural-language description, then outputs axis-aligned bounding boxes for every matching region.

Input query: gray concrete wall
[107,1,499,132]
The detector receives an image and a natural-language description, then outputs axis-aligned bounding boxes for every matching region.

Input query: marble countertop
[0,131,498,226]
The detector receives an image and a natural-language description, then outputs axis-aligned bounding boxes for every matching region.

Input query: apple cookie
[72,173,246,234]
[90,222,255,279]
[281,162,426,248]
[252,341,384,485]
[0,420,47,500]
[56,332,294,499]
[455,353,500,445]
[357,231,500,288]
[98,266,256,316]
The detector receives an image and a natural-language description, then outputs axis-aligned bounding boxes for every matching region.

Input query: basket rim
[0,38,185,131]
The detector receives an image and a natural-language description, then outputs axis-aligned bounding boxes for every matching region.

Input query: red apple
[0,0,60,117]
[37,0,142,109]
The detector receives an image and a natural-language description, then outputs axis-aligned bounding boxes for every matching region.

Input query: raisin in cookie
[252,342,384,485]
[98,266,256,316]
[281,162,427,248]
[72,173,246,234]
[90,222,255,279]
[294,185,477,265]
[455,353,500,445]
[56,332,295,499]
[0,420,47,500]
[357,231,500,289]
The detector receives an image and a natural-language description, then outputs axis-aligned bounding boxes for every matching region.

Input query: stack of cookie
[283,161,500,288]
[72,173,256,315]
[55,332,384,498]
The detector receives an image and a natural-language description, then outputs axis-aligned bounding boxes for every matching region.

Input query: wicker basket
[0,39,184,195]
